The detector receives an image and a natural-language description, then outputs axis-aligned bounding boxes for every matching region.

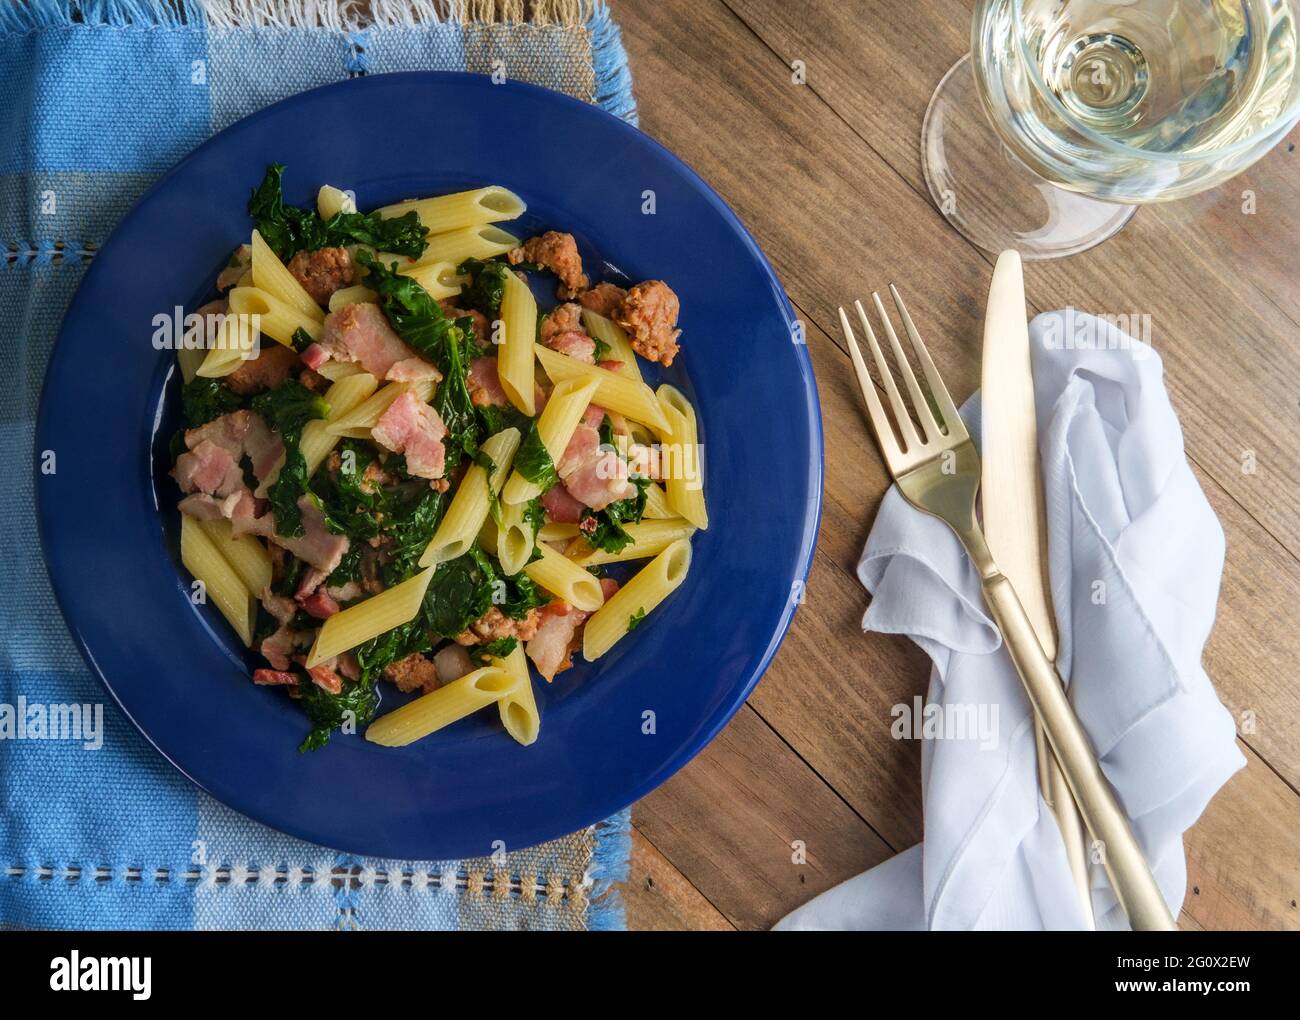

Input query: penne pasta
[316,184,356,219]
[496,498,538,576]
[564,518,696,568]
[500,377,599,506]
[196,518,272,596]
[656,384,708,530]
[301,372,379,475]
[419,428,521,567]
[365,666,517,747]
[251,229,326,321]
[314,360,364,381]
[327,284,377,311]
[580,308,642,382]
[180,515,256,647]
[374,186,525,235]
[533,343,669,432]
[497,270,537,415]
[538,521,580,543]
[491,644,540,747]
[227,285,322,350]
[326,378,435,439]
[641,482,675,520]
[396,259,468,300]
[392,224,519,269]
[306,566,435,668]
[583,539,692,661]
[523,542,606,612]
[194,313,260,378]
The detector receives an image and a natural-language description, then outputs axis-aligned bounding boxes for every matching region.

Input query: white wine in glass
[924,0,1300,258]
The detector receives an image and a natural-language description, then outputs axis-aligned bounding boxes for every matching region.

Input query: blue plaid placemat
[0,0,635,932]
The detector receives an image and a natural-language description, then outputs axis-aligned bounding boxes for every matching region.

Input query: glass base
[921,54,1136,260]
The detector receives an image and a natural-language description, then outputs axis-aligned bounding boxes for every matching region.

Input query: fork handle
[980,572,1178,931]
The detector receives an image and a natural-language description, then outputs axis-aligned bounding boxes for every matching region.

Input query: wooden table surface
[608,0,1300,931]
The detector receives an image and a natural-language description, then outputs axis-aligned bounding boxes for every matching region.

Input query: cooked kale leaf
[296,674,379,753]
[313,439,387,542]
[382,487,444,586]
[457,257,513,317]
[251,380,330,538]
[515,420,559,490]
[181,377,244,428]
[422,547,498,639]
[249,164,428,261]
[498,570,548,620]
[470,635,519,666]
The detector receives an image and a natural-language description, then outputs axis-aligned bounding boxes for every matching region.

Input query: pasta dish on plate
[169,166,706,752]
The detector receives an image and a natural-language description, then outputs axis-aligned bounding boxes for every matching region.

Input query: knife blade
[980,250,1095,928]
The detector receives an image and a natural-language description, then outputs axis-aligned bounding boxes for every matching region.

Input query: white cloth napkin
[775,311,1244,931]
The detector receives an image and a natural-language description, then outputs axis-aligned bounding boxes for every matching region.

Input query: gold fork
[840,286,1176,931]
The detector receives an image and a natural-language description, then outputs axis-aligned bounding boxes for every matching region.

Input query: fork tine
[853,299,921,451]
[838,306,903,466]
[871,291,944,444]
[888,284,966,439]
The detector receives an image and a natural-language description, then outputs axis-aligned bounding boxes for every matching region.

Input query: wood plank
[621,828,736,930]
[1181,748,1300,931]
[617,0,1300,929]
[723,0,1300,557]
[634,705,895,930]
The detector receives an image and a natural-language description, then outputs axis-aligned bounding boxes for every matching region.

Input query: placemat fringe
[0,0,611,32]
[586,810,631,930]
[0,0,203,31]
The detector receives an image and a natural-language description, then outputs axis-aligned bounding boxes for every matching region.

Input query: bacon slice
[253,668,298,686]
[467,356,509,407]
[171,410,283,497]
[225,491,351,574]
[547,330,595,363]
[553,406,633,511]
[371,390,448,480]
[541,480,585,524]
[316,302,441,383]
[171,439,243,497]
[305,662,344,695]
[300,589,340,620]
[525,579,619,681]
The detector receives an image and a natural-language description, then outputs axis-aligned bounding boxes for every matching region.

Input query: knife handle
[979,571,1177,931]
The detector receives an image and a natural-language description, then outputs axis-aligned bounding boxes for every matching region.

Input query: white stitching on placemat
[3,863,582,899]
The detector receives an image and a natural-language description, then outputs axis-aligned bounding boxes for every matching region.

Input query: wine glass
[923,0,1300,259]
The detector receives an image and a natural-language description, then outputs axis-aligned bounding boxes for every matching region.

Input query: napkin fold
[776,310,1244,931]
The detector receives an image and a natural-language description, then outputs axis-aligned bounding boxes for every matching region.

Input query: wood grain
[621,829,736,930]
[613,0,1299,930]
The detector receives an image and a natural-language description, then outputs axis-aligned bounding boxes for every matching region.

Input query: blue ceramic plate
[37,73,822,859]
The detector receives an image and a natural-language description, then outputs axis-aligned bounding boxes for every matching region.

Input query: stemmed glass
[924,0,1300,259]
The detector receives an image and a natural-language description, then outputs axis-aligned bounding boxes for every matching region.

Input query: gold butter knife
[979,250,1095,928]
